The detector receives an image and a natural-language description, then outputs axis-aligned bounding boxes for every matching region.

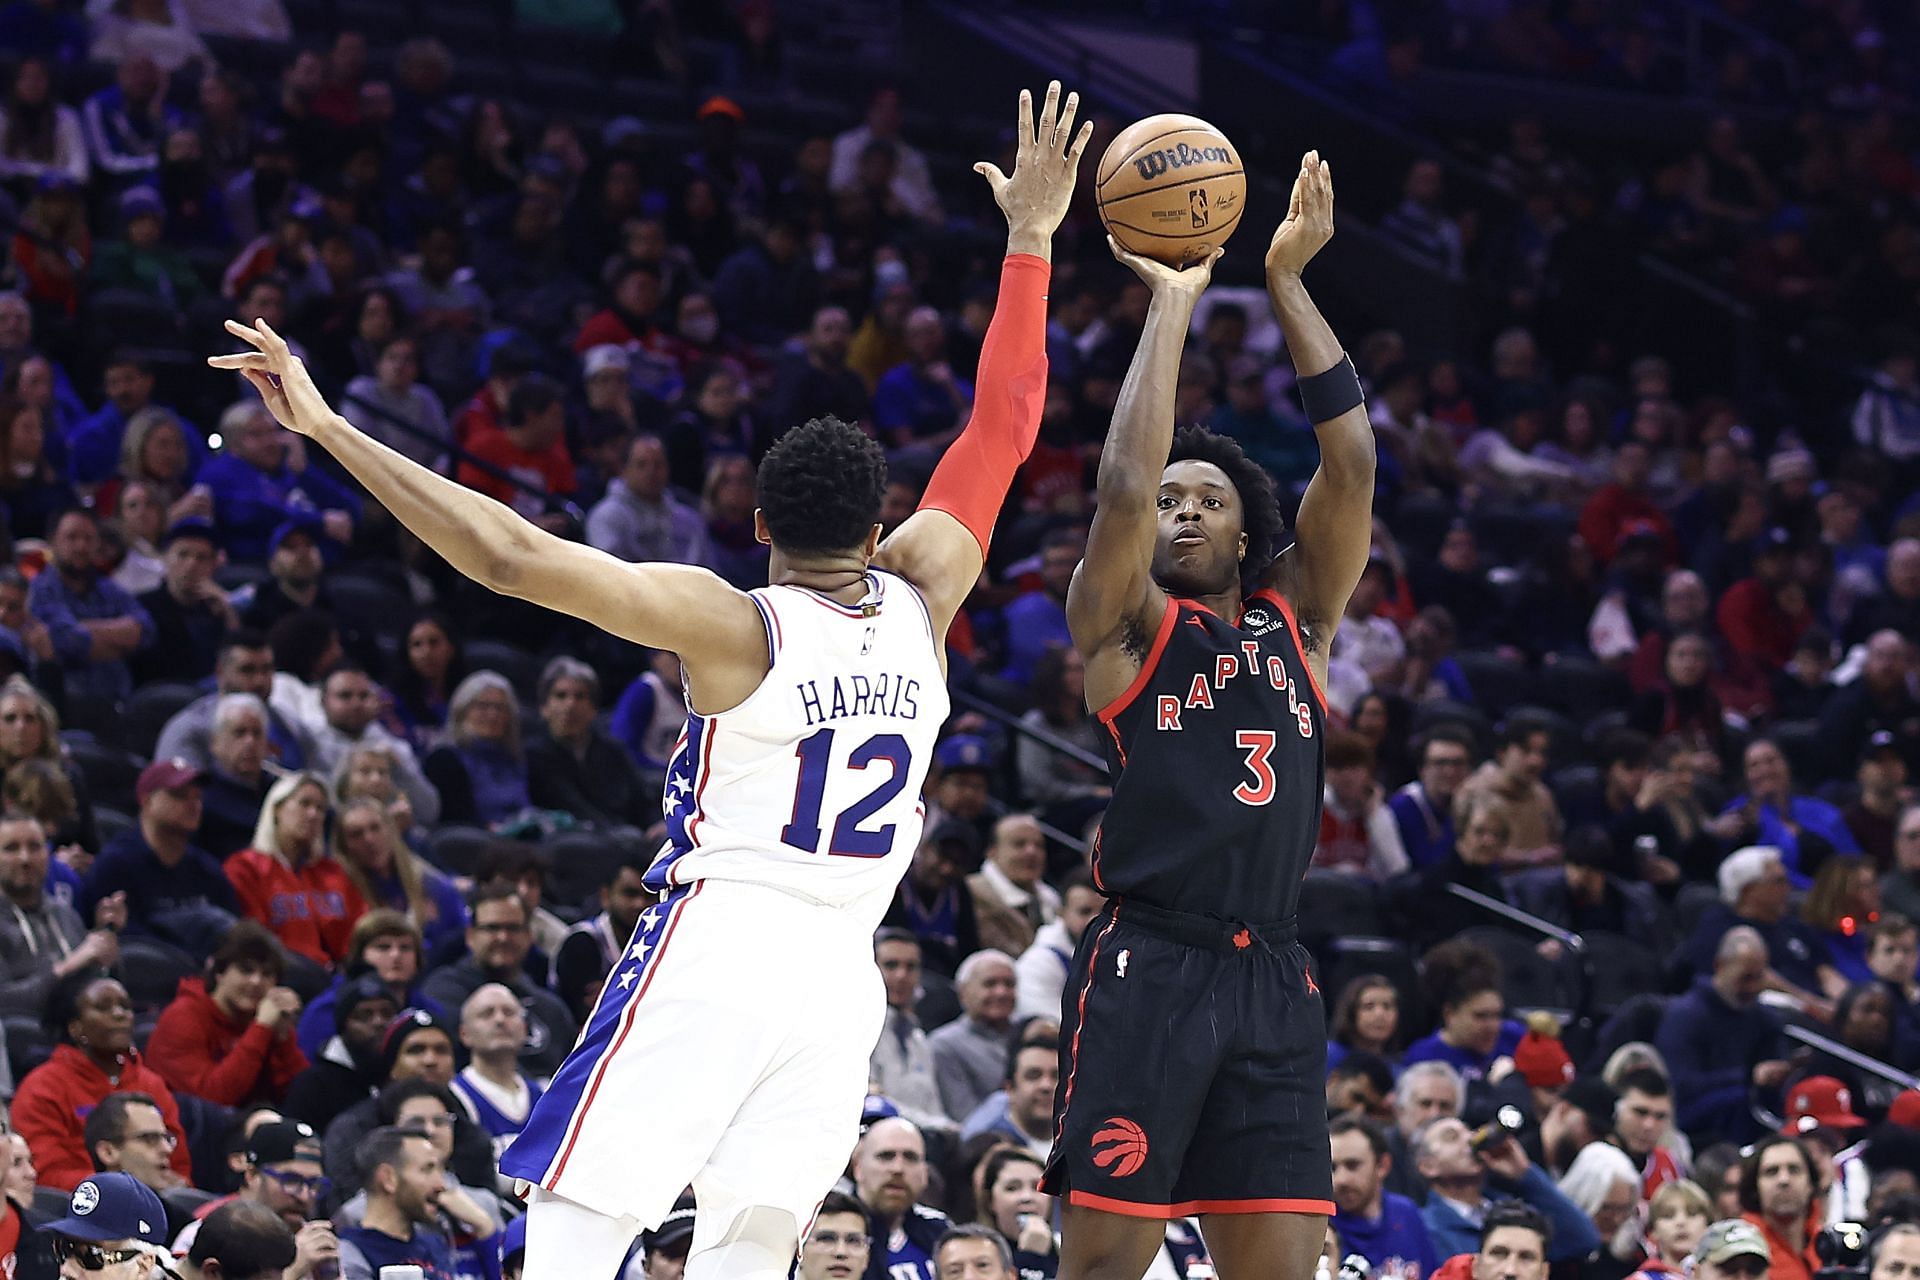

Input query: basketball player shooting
[211,82,1094,1280]
[1047,152,1373,1280]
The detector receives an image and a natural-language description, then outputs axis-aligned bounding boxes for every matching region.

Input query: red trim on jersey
[1255,589,1328,714]
[1095,597,1179,724]
[1054,912,1120,1154]
[1067,1191,1335,1219]
[546,882,702,1186]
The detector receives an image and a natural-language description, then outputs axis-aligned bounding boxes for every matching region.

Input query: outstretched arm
[1262,153,1375,662]
[1066,241,1219,707]
[875,81,1092,634]
[209,324,767,693]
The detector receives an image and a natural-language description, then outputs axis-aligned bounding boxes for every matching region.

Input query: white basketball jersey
[643,569,950,924]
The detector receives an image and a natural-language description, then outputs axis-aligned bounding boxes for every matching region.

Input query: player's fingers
[1016,88,1034,157]
[1105,233,1127,263]
[223,317,265,348]
[974,161,1008,192]
[207,352,270,369]
[256,317,291,356]
[1039,80,1060,143]
[1066,120,1094,166]
[1054,90,1079,156]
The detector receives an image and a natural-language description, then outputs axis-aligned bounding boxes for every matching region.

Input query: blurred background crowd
[0,1,1903,1279]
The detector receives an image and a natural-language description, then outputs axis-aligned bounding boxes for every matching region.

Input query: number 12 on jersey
[780,727,913,857]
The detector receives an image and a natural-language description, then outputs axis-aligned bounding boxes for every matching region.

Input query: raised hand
[975,80,1095,256]
[1109,234,1222,304]
[1266,150,1335,280]
[208,319,338,437]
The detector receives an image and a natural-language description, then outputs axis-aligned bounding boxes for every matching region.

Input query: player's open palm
[975,80,1094,239]
[208,318,334,437]
[1266,149,1335,279]
[1110,234,1222,302]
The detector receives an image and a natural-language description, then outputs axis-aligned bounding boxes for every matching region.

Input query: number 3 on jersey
[780,727,912,857]
[1232,729,1276,806]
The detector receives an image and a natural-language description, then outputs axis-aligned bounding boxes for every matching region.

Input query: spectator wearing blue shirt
[852,1116,947,1280]
[338,1127,458,1280]
[1402,940,1525,1084]
[1390,727,1475,869]
[1654,925,1787,1147]
[1413,1116,1600,1264]
[80,51,182,180]
[998,531,1079,686]
[200,399,361,563]
[81,758,239,961]
[67,352,206,487]
[27,506,154,702]
[1331,1116,1440,1280]
[873,307,973,452]
[1720,738,1861,886]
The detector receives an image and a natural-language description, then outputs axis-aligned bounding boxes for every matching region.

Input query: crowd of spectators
[0,2,1900,1280]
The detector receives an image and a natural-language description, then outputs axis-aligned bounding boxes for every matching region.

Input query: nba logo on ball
[1091,1116,1150,1178]
[1096,114,1246,268]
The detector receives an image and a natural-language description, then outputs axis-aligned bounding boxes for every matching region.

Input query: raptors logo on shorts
[1092,1117,1149,1178]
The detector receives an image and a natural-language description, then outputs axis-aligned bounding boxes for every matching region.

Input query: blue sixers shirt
[1335,1192,1440,1280]
[340,1225,455,1280]
[1402,1021,1524,1083]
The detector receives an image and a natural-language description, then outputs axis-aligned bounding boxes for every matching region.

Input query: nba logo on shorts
[1091,1117,1149,1178]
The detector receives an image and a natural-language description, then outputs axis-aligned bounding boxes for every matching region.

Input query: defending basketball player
[212,82,1093,1280]
[1048,152,1373,1280]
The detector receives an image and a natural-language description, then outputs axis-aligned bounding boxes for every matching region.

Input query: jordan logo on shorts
[1091,1116,1149,1178]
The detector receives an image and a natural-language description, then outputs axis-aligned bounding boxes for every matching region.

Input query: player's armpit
[871,508,980,638]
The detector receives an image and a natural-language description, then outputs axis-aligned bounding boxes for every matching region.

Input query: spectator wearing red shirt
[224,773,365,969]
[573,258,663,353]
[1579,440,1679,569]
[455,374,576,532]
[1717,528,1813,670]
[449,344,536,450]
[146,921,310,1106]
[12,971,193,1190]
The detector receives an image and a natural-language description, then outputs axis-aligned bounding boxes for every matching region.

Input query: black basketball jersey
[1091,587,1327,923]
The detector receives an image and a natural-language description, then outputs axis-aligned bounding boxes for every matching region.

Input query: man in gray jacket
[154,629,317,772]
[583,435,710,566]
[0,811,123,1058]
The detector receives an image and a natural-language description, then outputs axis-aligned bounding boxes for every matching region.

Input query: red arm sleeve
[918,253,1051,557]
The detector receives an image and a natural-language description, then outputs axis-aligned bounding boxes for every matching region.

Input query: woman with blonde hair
[422,671,530,828]
[0,675,96,856]
[330,795,466,953]
[101,405,208,519]
[224,772,364,967]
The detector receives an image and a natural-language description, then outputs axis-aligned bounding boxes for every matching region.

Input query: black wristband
[1297,353,1365,424]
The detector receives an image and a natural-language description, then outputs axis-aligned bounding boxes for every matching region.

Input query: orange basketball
[1095,114,1246,268]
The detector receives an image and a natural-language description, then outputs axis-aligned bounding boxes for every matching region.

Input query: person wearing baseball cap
[635,1191,694,1280]
[1781,1076,1868,1138]
[78,758,240,962]
[169,1120,333,1266]
[1692,1219,1771,1280]
[44,1172,170,1279]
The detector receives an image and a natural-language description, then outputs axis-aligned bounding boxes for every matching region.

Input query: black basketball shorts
[1040,897,1334,1219]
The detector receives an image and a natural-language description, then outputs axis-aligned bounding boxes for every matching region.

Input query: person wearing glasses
[81,1094,185,1198]
[798,1193,870,1280]
[169,1121,337,1280]
[13,970,192,1191]
[42,1171,171,1280]
[420,885,574,1080]
[335,1081,500,1280]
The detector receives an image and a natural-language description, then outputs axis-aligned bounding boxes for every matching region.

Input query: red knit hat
[1512,1011,1574,1089]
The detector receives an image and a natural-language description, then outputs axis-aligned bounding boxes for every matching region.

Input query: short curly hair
[1166,425,1285,584]
[757,416,887,553]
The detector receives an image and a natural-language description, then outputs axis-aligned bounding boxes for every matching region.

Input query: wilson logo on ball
[1091,1116,1149,1178]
